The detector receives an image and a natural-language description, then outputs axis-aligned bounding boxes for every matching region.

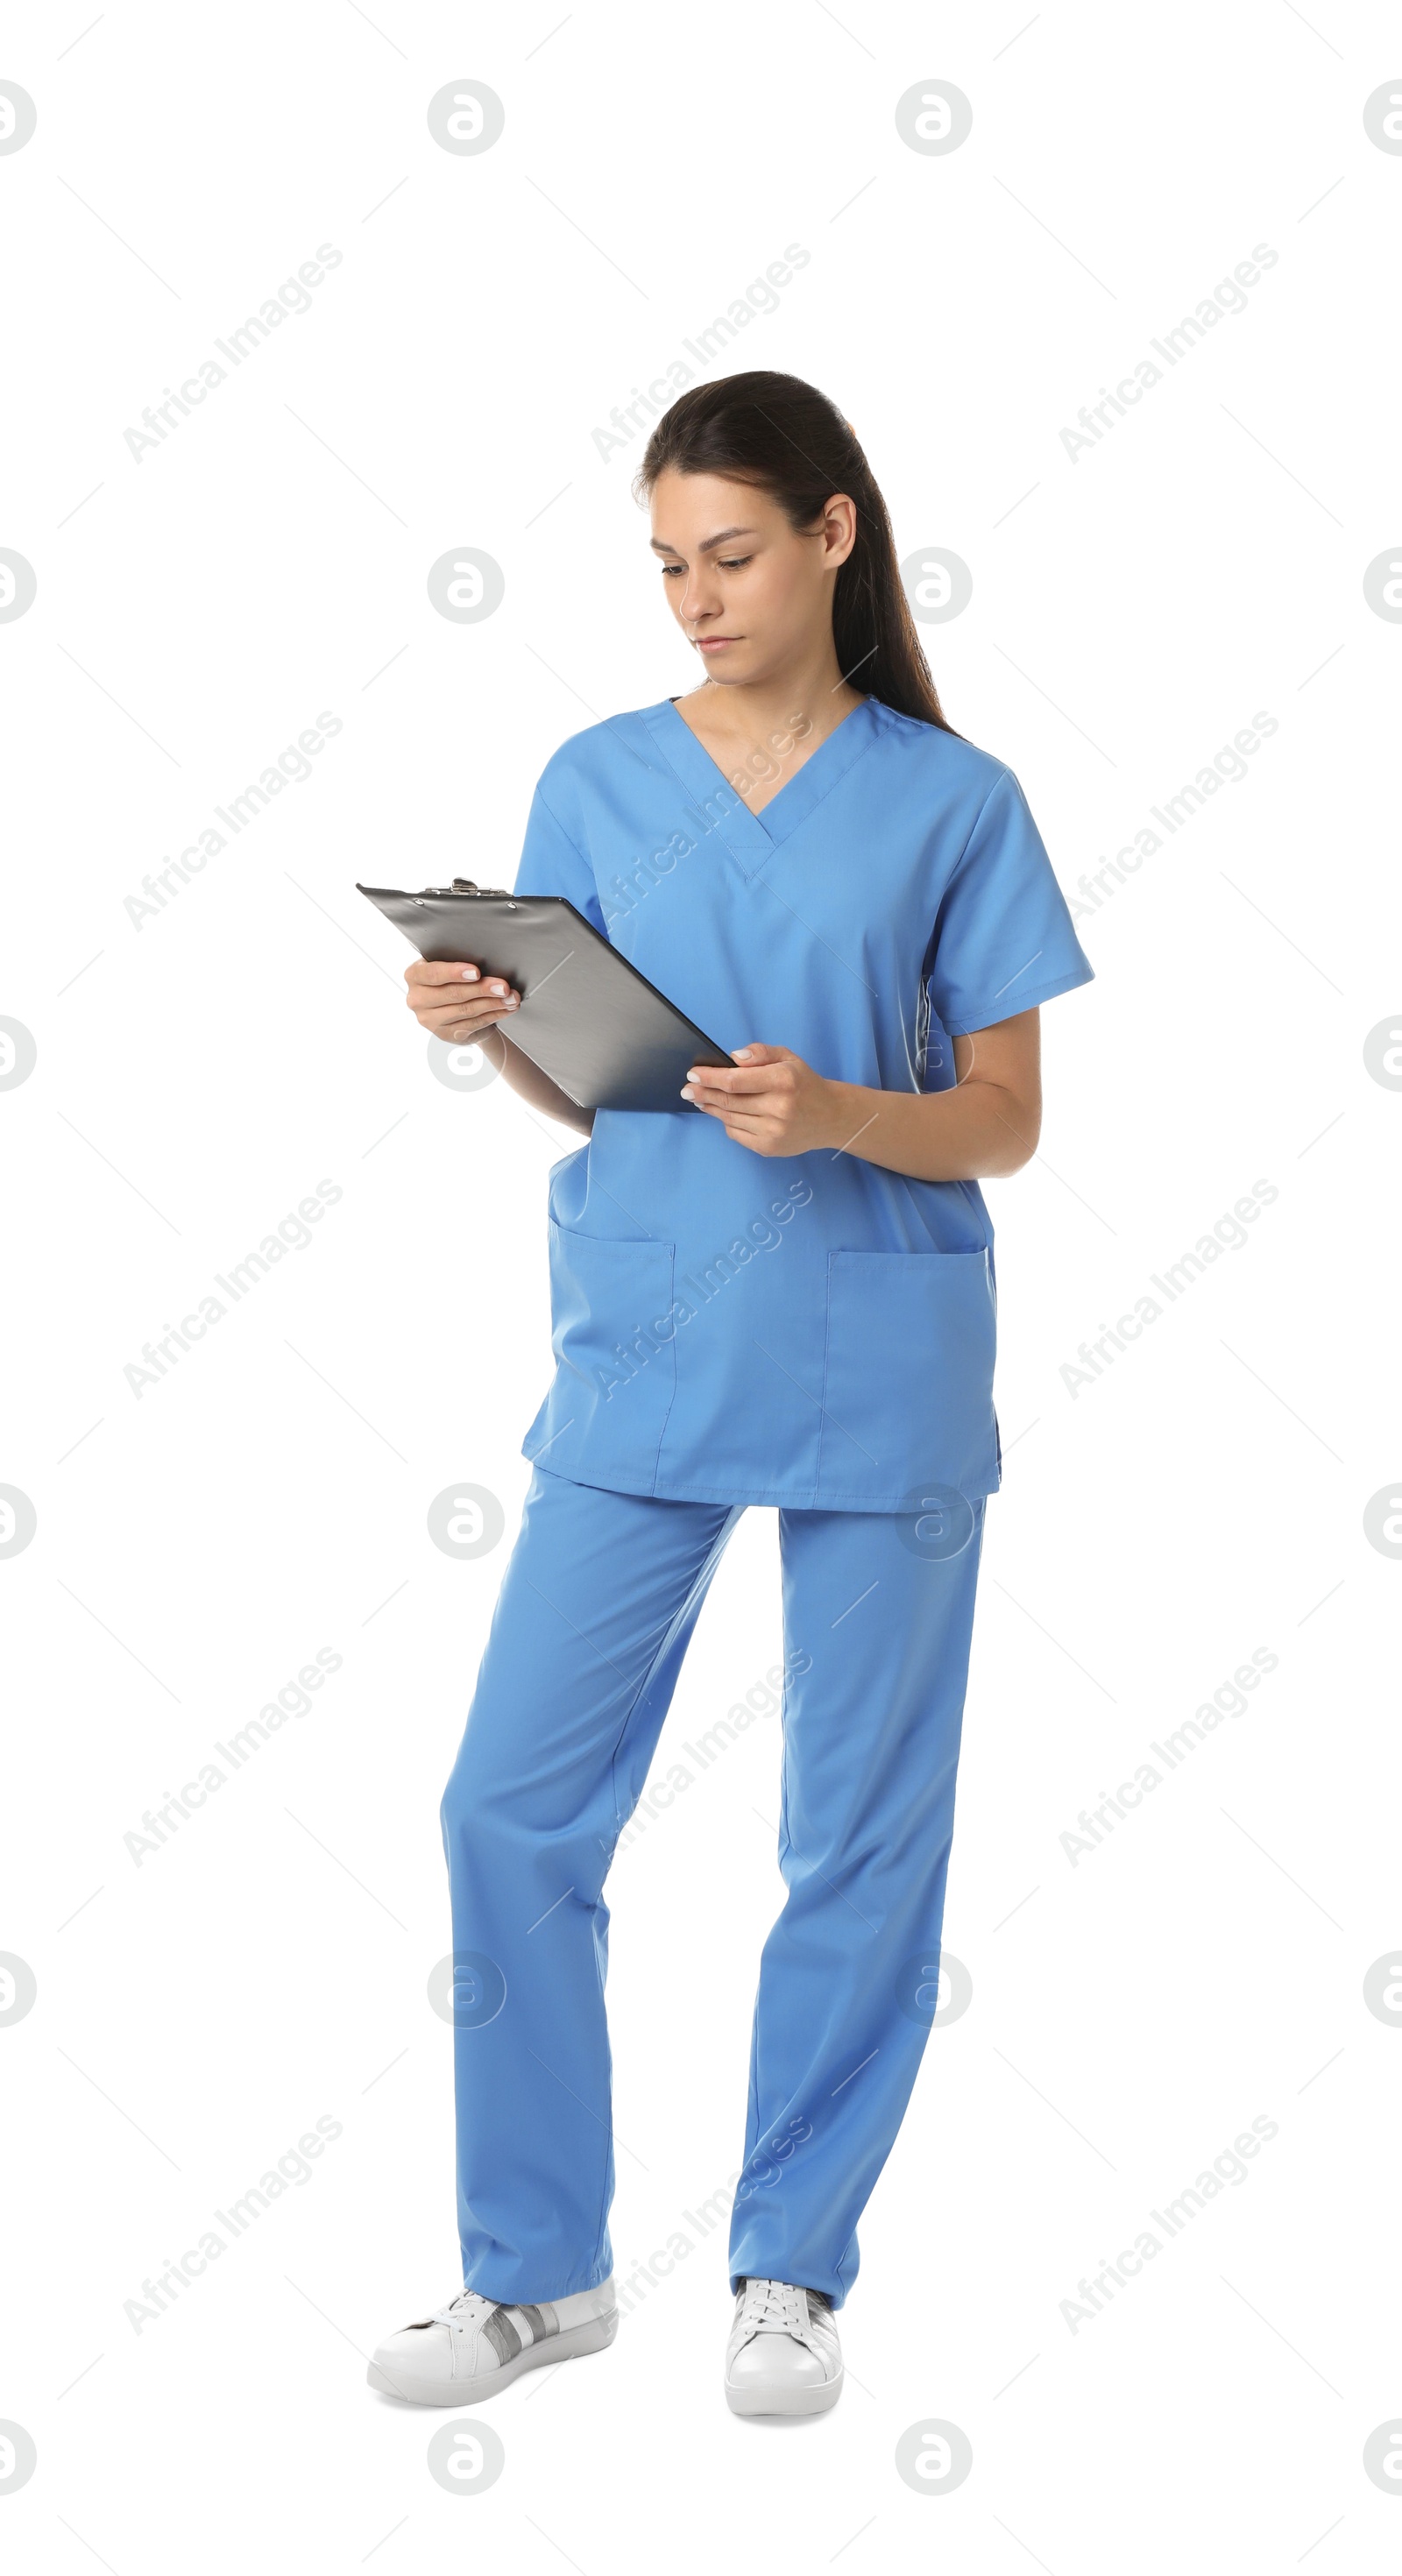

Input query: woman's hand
[680,1044,841,1157]
[405,955,520,1044]
[404,955,593,1136]
[682,1015,1043,1181]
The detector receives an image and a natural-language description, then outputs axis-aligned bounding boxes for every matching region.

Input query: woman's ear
[823,492,859,566]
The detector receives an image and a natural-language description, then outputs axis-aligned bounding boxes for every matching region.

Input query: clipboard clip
[416,877,513,901]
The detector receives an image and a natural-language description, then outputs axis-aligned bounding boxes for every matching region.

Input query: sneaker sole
[725,2367,844,2418]
[367,2307,619,2407]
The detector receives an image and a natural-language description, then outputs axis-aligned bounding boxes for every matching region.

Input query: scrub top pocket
[526,1221,678,1490]
[818,1249,1001,1506]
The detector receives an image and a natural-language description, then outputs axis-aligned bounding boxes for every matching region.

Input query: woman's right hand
[405,956,520,1046]
[406,953,593,1135]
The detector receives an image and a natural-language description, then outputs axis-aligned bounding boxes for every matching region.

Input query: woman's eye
[661,563,685,579]
[717,556,752,570]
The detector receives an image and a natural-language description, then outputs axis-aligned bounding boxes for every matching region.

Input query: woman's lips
[697,636,739,651]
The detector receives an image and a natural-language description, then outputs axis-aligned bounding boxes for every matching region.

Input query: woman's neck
[677,652,863,756]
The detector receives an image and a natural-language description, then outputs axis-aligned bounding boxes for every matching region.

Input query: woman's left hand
[680,1044,842,1157]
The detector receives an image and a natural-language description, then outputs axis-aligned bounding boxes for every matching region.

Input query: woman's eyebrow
[648,526,759,556]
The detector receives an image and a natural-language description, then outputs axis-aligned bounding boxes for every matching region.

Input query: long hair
[633,371,956,734]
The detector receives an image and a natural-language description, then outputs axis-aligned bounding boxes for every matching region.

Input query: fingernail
[680,1085,694,1100]
[461,966,478,980]
[504,994,519,1008]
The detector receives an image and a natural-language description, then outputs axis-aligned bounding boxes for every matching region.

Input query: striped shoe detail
[479,2306,523,2365]
[474,2299,563,2368]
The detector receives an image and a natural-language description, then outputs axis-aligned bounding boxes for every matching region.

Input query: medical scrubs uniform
[441,694,1093,2307]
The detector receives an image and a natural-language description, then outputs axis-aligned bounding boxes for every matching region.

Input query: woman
[368,372,1094,2421]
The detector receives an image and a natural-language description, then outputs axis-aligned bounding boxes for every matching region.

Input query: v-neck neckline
[639,692,882,878]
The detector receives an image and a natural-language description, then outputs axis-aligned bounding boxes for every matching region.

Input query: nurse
[368,372,1093,2421]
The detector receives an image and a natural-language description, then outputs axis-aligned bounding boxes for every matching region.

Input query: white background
[4,1,1400,2565]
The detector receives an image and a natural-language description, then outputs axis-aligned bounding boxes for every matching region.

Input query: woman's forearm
[679,1016,1044,1180]
[818,1073,1039,1184]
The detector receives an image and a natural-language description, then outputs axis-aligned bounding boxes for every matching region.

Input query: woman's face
[648,469,856,689]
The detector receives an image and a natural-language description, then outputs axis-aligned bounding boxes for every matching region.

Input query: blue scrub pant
[440,1464,985,2311]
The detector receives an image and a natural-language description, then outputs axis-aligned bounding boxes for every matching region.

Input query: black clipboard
[357,879,734,1114]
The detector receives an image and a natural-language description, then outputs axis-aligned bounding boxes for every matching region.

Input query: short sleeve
[924,769,1094,1034]
[512,779,608,936]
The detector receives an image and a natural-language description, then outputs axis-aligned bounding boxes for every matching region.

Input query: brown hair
[633,370,957,734]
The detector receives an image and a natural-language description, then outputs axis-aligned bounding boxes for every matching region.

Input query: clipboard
[357,878,734,1114]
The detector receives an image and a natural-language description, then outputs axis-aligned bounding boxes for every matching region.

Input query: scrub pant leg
[440,1466,983,2312]
[441,1466,742,2307]
[727,1497,984,2307]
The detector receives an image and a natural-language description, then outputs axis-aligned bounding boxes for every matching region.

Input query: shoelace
[429,2289,494,2337]
[737,2277,810,2335]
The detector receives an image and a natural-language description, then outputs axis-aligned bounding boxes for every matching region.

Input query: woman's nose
[680,577,720,628]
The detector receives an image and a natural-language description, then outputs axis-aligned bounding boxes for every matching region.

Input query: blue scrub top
[512,693,1094,1513]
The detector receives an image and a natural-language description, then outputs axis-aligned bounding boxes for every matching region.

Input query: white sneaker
[724,2277,844,2417]
[368,2279,618,2406]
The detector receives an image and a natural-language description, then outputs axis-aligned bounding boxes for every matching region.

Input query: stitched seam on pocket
[643,1243,679,1493]
[815,1249,837,1498]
